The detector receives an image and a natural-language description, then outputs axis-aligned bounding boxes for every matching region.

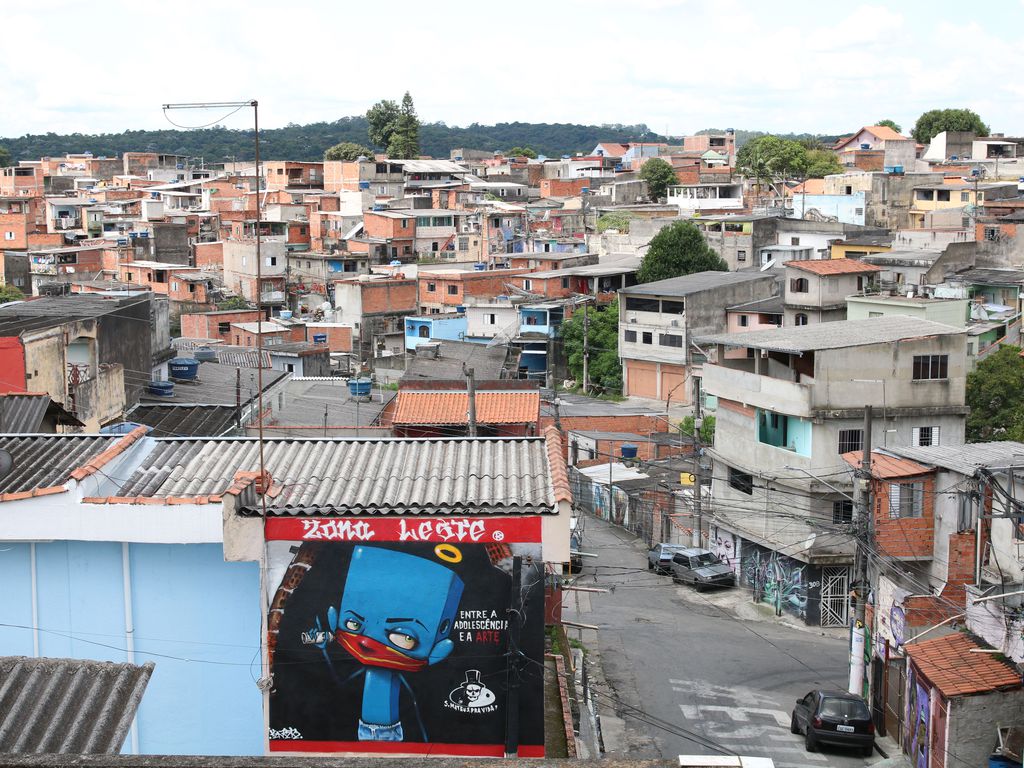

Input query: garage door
[625,359,658,398]
[660,364,687,405]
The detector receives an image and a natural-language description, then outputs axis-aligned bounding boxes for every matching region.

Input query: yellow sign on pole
[680,472,695,486]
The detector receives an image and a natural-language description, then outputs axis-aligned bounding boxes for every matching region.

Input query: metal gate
[820,566,850,627]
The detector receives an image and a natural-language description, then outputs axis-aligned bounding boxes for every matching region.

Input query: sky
[4,0,1024,139]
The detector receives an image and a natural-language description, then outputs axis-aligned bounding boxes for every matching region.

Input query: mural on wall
[906,666,929,768]
[711,527,740,573]
[740,542,819,622]
[263,517,545,757]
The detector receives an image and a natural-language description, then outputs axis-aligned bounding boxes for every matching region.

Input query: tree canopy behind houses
[636,221,727,284]
[560,299,622,393]
[911,108,989,145]
[638,157,678,200]
[966,345,1024,442]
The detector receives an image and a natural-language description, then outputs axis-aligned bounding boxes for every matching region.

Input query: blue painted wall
[404,315,467,350]
[0,541,262,755]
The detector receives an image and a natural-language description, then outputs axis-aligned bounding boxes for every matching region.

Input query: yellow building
[831,235,893,259]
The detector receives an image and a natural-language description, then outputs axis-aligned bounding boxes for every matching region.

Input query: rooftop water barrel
[168,358,200,380]
[148,381,175,397]
[473,262,487,271]
[620,444,638,459]
[348,377,372,397]
[279,309,293,320]
[193,347,217,363]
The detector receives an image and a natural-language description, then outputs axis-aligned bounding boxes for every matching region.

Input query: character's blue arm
[399,673,428,742]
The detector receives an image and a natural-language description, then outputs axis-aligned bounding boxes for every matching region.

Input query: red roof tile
[834,125,910,150]
[786,259,882,276]
[841,450,932,479]
[544,425,572,504]
[393,390,540,426]
[906,633,1021,697]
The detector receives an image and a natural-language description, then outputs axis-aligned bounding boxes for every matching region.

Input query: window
[431,242,439,252]
[418,325,430,338]
[403,245,412,255]
[985,227,1000,242]
[624,330,637,343]
[447,284,458,295]
[458,237,469,251]
[641,331,653,344]
[659,333,683,347]
[961,192,970,202]
[795,313,808,326]
[889,482,924,518]
[838,428,863,454]
[790,277,809,293]
[485,313,496,325]
[790,237,800,246]
[854,207,864,216]
[912,354,948,380]
[426,282,436,292]
[218,322,230,334]
[401,219,409,228]
[844,186,853,195]
[661,300,685,314]
[833,500,853,524]
[913,426,940,447]
[266,256,277,266]
[967,342,975,356]
[625,296,660,312]
[869,311,883,318]
[3,232,13,241]
[736,249,747,262]
[171,282,179,292]
[728,467,753,495]
[738,314,749,327]
[561,277,570,289]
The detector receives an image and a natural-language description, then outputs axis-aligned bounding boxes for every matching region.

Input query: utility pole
[692,378,704,548]
[465,365,477,437]
[235,367,242,429]
[849,404,873,696]
[503,555,523,758]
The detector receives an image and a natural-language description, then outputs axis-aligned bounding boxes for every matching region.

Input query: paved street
[566,515,880,768]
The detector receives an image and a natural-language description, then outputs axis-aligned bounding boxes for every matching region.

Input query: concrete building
[222,239,287,308]
[783,258,881,326]
[618,271,777,405]
[403,313,467,350]
[698,317,969,626]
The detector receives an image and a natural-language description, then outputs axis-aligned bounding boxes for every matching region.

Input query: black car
[668,548,735,591]
[791,689,875,755]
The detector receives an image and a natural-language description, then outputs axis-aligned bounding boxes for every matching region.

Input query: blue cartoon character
[308,545,464,742]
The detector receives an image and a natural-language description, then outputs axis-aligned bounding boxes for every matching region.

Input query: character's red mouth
[336,632,428,671]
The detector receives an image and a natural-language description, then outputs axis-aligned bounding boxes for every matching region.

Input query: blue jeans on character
[358,719,404,742]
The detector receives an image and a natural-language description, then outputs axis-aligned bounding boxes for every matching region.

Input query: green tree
[680,414,715,444]
[805,149,843,178]
[911,108,989,145]
[966,345,1024,442]
[639,157,677,200]
[217,296,251,310]
[876,119,902,134]
[324,141,373,161]
[0,146,10,168]
[560,299,622,393]
[387,92,420,159]
[0,284,23,303]
[736,135,808,193]
[506,146,538,159]
[366,99,400,148]
[637,221,727,284]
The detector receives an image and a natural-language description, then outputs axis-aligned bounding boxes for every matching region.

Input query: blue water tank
[893,165,904,174]
[279,309,293,320]
[372,204,384,211]
[101,422,145,435]
[193,347,217,363]
[312,333,328,344]
[620,444,638,459]
[581,187,590,194]
[473,262,487,271]
[168,358,200,380]
[148,381,175,397]
[358,181,370,189]
[348,377,372,397]
[390,260,402,266]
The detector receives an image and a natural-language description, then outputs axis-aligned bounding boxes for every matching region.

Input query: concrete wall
[946,689,1024,768]
[789,193,866,225]
[846,297,968,327]
[0,539,263,755]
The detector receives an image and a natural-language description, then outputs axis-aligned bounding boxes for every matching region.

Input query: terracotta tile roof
[786,258,882,276]
[834,125,909,149]
[906,633,1021,697]
[393,390,540,425]
[544,425,572,504]
[842,450,933,479]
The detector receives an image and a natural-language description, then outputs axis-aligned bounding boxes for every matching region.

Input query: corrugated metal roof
[393,390,539,425]
[0,656,153,754]
[621,270,772,297]
[0,435,122,493]
[888,442,1024,476]
[116,437,556,514]
[126,404,239,438]
[0,395,67,433]
[906,634,1021,698]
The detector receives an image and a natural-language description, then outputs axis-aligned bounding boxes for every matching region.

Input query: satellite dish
[0,450,14,480]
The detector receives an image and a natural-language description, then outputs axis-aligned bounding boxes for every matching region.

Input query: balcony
[261,291,286,304]
[701,363,813,418]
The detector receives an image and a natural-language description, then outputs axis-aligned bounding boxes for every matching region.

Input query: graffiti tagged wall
[739,540,822,625]
[264,517,545,757]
